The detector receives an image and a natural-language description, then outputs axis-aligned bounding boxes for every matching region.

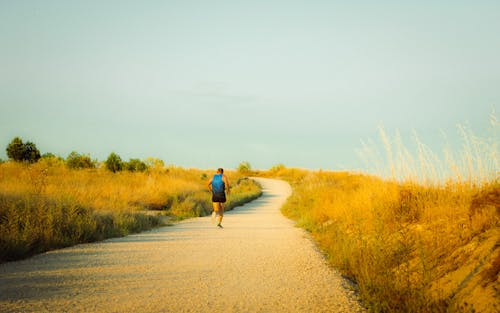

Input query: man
[207,168,230,228]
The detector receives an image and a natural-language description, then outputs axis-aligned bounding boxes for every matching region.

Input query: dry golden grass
[0,159,261,262]
[268,167,498,312]
[262,117,498,312]
[261,114,500,312]
[0,158,203,211]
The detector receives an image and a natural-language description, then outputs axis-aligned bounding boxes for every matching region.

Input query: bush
[124,158,148,172]
[41,152,57,159]
[145,157,164,170]
[66,151,96,169]
[237,161,252,174]
[6,137,41,163]
[105,152,123,173]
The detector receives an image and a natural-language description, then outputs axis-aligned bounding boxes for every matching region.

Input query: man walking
[207,168,230,228]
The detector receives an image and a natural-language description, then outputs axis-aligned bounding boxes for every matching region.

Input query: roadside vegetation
[261,117,498,312]
[0,143,262,263]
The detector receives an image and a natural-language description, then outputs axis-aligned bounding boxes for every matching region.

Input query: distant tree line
[4,137,150,173]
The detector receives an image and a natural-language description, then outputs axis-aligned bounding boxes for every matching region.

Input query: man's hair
[217,168,224,174]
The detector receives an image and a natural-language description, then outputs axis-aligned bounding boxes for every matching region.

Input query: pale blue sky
[1,1,499,170]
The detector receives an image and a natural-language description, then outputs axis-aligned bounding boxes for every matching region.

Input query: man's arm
[207,178,213,192]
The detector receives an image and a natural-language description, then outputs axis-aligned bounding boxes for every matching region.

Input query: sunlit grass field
[261,119,499,312]
[0,159,261,262]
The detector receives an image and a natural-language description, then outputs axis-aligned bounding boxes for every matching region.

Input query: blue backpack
[212,174,225,194]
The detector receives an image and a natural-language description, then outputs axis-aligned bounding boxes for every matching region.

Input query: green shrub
[105,152,123,173]
[124,158,148,172]
[41,152,57,159]
[66,151,96,169]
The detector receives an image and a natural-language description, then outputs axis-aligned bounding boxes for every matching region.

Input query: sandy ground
[0,178,365,313]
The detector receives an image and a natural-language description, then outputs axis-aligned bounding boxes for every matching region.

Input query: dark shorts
[212,192,226,203]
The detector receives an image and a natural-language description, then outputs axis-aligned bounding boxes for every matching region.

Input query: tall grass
[0,160,261,262]
[266,116,499,312]
[359,112,498,186]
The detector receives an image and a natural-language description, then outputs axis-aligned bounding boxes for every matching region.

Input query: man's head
[217,168,224,174]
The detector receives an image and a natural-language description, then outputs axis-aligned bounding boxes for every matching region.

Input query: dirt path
[0,178,365,313]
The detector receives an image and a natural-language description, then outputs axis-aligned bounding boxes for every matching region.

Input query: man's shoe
[217,223,223,228]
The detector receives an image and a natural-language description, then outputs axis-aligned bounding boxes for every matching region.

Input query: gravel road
[0,178,365,313]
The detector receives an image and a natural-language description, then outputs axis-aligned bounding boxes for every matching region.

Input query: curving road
[0,178,365,313]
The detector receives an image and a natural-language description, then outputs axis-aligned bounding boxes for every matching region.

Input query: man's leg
[212,202,219,224]
[217,203,224,226]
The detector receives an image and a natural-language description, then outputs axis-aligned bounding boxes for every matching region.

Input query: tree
[6,137,41,163]
[6,137,25,161]
[23,141,41,163]
[105,152,123,173]
[66,151,95,169]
